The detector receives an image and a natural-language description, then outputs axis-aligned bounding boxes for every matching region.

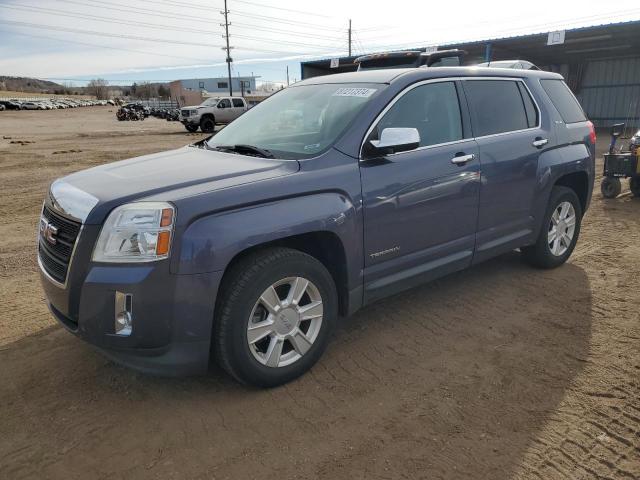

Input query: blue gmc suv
[38,67,595,387]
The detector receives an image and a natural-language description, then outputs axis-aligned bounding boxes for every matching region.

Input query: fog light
[115,291,133,336]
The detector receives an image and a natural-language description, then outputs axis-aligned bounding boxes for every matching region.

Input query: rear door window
[373,81,463,147]
[541,79,586,124]
[464,80,529,136]
[232,98,245,108]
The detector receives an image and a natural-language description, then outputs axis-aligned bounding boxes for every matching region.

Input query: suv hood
[52,146,299,224]
[182,105,207,109]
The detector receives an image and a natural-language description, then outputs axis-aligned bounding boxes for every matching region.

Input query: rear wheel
[629,175,640,197]
[601,177,621,198]
[185,124,199,133]
[213,248,337,387]
[200,116,215,133]
[522,186,582,269]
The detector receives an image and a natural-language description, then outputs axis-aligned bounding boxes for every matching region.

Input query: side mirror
[369,128,420,155]
[611,123,625,138]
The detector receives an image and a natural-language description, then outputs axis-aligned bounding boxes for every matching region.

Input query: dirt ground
[0,107,638,480]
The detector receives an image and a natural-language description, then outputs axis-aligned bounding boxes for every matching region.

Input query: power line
[0,19,329,56]
[0,20,225,48]
[136,0,337,19]
[6,2,351,46]
[3,29,214,63]
[231,33,348,50]
[49,0,347,31]
[0,4,217,36]
[229,11,347,32]
[49,0,214,23]
[231,22,345,41]
[230,0,337,19]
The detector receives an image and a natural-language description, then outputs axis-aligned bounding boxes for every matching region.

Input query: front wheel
[629,176,640,197]
[213,248,337,387]
[200,116,215,133]
[601,177,621,198]
[522,186,582,269]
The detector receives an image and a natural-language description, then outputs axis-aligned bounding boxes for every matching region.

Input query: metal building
[300,20,640,129]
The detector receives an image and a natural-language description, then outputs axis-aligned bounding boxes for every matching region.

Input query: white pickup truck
[180,96,248,133]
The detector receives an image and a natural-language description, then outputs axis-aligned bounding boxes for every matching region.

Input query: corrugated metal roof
[303,18,640,65]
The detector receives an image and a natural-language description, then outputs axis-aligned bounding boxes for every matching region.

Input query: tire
[200,116,215,133]
[185,124,199,133]
[213,247,338,388]
[601,177,621,198]
[522,186,582,269]
[629,176,640,197]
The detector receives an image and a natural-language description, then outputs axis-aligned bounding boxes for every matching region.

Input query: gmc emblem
[39,218,58,245]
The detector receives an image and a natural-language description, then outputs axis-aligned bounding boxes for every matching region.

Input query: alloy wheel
[548,201,576,256]
[247,277,324,368]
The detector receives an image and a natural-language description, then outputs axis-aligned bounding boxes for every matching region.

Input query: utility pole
[221,0,233,96]
[348,19,352,57]
[286,66,290,86]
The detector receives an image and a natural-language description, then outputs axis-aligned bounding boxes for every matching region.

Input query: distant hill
[0,76,172,99]
[0,76,66,94]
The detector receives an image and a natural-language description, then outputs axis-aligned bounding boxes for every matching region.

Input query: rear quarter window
[541,79,586,124]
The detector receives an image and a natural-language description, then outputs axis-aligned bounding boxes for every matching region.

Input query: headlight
[92,202,175,263]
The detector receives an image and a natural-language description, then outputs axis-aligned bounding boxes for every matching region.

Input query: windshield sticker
[332,87,377,98]
[304,143,321,151]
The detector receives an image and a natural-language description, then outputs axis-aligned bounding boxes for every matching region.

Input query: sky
[1,0,640,87]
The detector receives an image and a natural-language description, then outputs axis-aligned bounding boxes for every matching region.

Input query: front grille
[38,205,82,284]
[181,109,190,117]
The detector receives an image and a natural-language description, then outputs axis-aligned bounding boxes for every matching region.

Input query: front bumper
[40,252,224,376]
[180,116,201,126]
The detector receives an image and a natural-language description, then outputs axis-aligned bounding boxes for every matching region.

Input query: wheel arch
[174,192,363,317]
[218,231,350,316]
[554,170,589,213]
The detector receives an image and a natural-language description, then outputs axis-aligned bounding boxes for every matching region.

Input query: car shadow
[0,252,592,479]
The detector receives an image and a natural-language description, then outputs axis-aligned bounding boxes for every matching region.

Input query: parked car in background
[0,100,22,110]
[20,102,44,110]
[38,67,594,387]
[180,96,248,133]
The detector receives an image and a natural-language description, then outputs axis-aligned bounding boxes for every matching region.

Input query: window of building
[199,81,204,89]
[217,82,228,89]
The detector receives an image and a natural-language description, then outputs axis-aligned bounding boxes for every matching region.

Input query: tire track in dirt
[0,113,639,479]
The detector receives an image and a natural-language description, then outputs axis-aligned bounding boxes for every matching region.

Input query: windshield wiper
[210,144,274,158]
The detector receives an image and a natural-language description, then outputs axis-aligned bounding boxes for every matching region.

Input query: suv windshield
[206,83,383,159]
[201,97,220,106]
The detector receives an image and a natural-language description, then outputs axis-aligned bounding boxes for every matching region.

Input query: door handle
[532,138,549,148]
[451,153,475,165]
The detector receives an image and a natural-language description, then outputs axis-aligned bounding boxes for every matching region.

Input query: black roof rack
[355,49,466,70]
[475,59,540,70]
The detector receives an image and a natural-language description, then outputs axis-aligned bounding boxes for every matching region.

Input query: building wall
[169,80,203,107]
[577,57,640,129]
[179,77,256,94]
